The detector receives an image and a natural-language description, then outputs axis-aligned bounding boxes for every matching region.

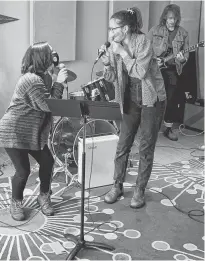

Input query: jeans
[5,145,54,200]
[161,69,179,123]
[114,100,166,189]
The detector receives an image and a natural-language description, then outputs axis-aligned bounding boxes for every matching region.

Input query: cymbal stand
[52,81,78,186]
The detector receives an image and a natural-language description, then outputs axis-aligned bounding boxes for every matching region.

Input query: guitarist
[147,4,189,141]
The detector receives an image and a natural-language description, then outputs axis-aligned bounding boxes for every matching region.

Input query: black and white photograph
[0,0,204,260]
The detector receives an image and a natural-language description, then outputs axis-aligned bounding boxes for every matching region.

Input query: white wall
[63,1,109,96]
[148,1,170,30]
[0,1,204,118]
[110,1,150,33]
[34,1,76,61]
[198,0,204,99]
[0,0,30,117]
[172,1,201,46]
[76,1,109,62]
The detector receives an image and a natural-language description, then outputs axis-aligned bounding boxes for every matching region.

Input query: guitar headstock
[198,41,205,47]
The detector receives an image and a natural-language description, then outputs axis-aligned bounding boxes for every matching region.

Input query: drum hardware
[69,90,85,101]
[49,67,79,186]
[50,118,118,173]
[52,147,78,186]
[53,64,77,83]
[91,88,101,101]
[81,77,115,102]
[50,77,118,186]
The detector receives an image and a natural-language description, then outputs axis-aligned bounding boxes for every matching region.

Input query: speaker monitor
[183,102,204,131]
[78,134,119,189]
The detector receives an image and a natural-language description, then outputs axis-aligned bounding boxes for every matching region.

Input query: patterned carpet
[0,157,204,260]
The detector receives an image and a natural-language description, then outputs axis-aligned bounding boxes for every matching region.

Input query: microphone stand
[65,82,69,100]
[52,80,76,185]
[64,102,115,260]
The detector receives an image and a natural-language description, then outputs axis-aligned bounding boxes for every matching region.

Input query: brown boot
[130,186,145,209]
[163,127,178,141]
[37,192,54,216]
[104,181,124,204]
[10,198,25,221]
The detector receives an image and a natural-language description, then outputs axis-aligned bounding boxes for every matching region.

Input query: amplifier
[183,102,204,131]
[78,134,119,189]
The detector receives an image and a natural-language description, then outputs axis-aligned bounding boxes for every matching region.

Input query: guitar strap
[162,26,179,57]
[168,27,179,47]
[165,27,180,66]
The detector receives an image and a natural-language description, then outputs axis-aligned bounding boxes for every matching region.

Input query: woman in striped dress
[0,42,68,221]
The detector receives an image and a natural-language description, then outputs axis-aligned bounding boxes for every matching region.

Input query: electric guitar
[157,41,204,70]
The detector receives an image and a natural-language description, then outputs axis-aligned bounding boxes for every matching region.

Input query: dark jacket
[147,25,189,75]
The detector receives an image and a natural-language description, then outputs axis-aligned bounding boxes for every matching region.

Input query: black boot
[10,198,25,221]
[130,186,145,209]
[163,127,178,141]
[37,192,54,216]
[104,181,124,204]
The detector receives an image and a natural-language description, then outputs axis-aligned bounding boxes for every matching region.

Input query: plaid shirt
[103,33,166,113]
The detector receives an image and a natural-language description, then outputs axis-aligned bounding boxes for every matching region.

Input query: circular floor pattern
[0,208,46,236]
[0,159,203,261]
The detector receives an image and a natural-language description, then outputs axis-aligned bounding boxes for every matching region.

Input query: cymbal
[66,69,77,82]
[53,64,77,82]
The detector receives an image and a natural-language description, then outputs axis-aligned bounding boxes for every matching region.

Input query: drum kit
[49,69,119,185]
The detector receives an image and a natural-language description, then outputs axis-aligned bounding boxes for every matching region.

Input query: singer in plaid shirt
[101,7,166,209]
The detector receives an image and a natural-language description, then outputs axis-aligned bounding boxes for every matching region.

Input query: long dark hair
[159,4,181,27]
[110,7,143,34]
[21,42,53,75]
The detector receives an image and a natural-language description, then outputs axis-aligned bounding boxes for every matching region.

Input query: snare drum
[69,91,85,100]
[81,77,115,101]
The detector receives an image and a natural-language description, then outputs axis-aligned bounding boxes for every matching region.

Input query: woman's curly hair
[111,7,143,34]
[159,4,181,27]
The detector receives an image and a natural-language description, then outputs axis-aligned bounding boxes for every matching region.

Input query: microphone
[56,63,68,84]
[94,41,110,64]
[56,63,77,84]
[58,63,66,70]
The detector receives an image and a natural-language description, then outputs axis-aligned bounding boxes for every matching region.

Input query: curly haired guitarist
[148,4,189,141]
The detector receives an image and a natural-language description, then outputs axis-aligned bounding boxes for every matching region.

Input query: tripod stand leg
[64,112,115,260]
[65,235,115,260]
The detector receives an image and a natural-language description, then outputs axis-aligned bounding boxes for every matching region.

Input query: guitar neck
[164,43,200,63]
[181,43,200,55]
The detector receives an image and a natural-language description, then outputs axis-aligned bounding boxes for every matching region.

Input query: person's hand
[56,68,68,85]
[99,44,110,66]
[156,57,164,67]
[176,52,186,63]
[111,42,127,57]
[185,92,192,100]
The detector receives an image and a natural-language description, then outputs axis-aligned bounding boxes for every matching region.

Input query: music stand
[46,98,122,260]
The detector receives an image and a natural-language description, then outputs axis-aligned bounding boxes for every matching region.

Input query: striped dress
[0,72,64,150]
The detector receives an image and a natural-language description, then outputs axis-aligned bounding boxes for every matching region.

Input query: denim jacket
[103,33,166,113]
[147,25,189,75]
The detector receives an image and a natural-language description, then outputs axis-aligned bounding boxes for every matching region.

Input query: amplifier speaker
[78,134,119,189]
[183,102,204,131]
